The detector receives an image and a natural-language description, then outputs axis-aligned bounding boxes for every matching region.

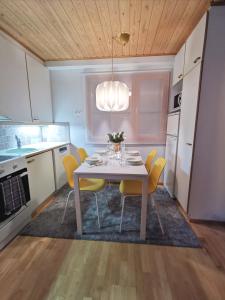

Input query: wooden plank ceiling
[0,0,210,62]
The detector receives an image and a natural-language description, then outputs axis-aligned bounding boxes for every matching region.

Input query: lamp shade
[96,81,129,111]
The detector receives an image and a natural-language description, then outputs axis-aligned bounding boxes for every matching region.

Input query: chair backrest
[77,148,88,163]
[145,149,157,173]
[149,157,166,193]
[63,155,79,188]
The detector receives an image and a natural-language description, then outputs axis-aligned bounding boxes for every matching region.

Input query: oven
[173,92,182,111]
[0,157,30,223]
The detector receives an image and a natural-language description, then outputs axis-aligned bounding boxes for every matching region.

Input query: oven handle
[20,171,28,177]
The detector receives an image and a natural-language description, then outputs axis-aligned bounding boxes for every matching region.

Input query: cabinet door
[172,44,185,86]
[27,151,55,210]
[26,54,53,122]
[184,14,206,75]
[53,145,70,190]
[175,64,201,211]
[0,35,31,122]
[164,135,178,197]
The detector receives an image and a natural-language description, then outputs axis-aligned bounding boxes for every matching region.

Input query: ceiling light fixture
[96,33,130,112]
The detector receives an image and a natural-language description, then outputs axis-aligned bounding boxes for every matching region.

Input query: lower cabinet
[26,151,55,211]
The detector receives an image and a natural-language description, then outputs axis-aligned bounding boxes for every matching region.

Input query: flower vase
[113,142,121,153]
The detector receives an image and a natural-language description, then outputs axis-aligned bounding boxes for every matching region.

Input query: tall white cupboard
[173,5,225,221]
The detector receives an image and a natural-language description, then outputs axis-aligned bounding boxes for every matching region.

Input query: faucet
[15,135,21,148]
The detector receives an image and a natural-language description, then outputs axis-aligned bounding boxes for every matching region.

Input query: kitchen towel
[0,176,26,215]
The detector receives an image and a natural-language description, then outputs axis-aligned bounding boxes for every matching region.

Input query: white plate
[127,161,143,166]
[126,157,143,165]
[95,149,107,155]
[126,157,142,163]
[85,157,101,165]
[126,150,140,156]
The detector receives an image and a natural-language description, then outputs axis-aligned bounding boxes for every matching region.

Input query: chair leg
[94,192,101,229]
[152,196,165,235]
[120,195,126,233]
[61,190,74,224]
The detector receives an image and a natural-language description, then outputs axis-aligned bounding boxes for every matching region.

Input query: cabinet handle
[193,56,201,64]
[178,74,182,79]
[33,117,39,121]
[186,143,192,146]
[27,159,35,164]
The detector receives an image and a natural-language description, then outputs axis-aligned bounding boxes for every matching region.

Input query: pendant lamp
[96,33,130,112]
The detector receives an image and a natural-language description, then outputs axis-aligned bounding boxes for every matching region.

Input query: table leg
[74,173,82,235]
[140,177,148,240]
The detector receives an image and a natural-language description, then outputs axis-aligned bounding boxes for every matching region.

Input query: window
[85,71,170,144]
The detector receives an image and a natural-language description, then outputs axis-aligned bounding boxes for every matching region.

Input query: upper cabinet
[0,35,32,122]
[26,54,53,122]
[172,44,185,86]
[184,14,206,75]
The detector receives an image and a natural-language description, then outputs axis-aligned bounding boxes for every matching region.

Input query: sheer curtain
[85,71,170,144]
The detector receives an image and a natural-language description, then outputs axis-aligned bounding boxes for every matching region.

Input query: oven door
[0,168,30,222]
[174,93,182,110]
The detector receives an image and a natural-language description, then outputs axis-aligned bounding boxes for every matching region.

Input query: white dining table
[73,155,149,240]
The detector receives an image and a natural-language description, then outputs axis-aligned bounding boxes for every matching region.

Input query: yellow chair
[119,157,166,233]
[145,149,157,173]
[61,154,106,228]
[77,147,88,163]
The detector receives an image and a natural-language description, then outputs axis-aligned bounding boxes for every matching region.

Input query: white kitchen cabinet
[175,63,201,211]
[26,54,53,122]
[0,35,32,122]
[26,151,55,210]
[164,135,178,197]
[167,113,180,136]
[184,14,206,75]
[172,44,185,86]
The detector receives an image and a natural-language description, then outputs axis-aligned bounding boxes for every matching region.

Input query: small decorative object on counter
[107,131,125,153]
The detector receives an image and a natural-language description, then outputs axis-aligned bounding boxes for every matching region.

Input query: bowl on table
[95,149,108,155]
[126,157,143,165]
[85,156,102,166]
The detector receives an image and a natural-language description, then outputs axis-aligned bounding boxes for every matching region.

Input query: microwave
[173,92,182,111]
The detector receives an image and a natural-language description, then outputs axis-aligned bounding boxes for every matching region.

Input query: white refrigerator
[164,112,180,197]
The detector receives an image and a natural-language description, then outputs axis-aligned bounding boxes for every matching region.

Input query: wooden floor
[0,222,225,300]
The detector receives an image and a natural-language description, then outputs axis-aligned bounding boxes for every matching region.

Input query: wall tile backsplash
[42,125,70,143]
[0,124,70,150]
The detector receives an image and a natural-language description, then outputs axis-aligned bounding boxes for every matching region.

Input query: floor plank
[191,222,225,272]
[0,233,225,300]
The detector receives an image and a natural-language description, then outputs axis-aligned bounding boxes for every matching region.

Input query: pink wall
[85,71,170,144]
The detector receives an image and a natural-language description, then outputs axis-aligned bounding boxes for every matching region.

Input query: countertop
[0,141,70,164]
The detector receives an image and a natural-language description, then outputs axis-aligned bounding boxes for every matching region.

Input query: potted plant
[107,131,125,152]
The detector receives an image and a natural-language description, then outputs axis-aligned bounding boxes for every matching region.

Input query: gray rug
[21,185,201,247]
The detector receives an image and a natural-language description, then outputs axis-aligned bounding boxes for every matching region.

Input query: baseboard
[174,198,190,222]
[31,193,56,218]
[189,219,225,226]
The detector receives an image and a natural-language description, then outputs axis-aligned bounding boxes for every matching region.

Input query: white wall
[49,56,173,160]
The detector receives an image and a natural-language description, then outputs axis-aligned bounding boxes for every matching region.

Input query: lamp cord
[111,36,114,81]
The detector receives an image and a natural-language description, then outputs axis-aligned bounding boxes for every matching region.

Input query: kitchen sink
[6,147,38,154]
[0,155,18,162]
